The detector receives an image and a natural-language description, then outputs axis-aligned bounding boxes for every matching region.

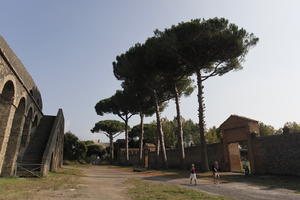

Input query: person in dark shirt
[189,164,197,185]
[212,161,220,184]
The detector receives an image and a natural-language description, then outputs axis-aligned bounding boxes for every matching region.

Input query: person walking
[189,164,197,185]
[212,161,220,184]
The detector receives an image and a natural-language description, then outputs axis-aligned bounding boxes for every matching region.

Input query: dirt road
[33,166,300,200]
[34,166,136,200]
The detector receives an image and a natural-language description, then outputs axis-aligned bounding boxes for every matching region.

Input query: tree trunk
[153,90,168,169]
[196,70,209,171]
[125,115,129,161]
[139,112,144,162]
[174,84,186,169]
[110,134,114,163]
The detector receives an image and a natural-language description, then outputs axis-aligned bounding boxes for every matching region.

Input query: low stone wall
[253,133,300,176]
[119,142,225,170]
[117,148,140,166]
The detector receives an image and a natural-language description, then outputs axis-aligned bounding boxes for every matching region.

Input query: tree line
[63,120,300,162]
[91,17,258,170]
[259,121,300,136]
[63,131,107,163]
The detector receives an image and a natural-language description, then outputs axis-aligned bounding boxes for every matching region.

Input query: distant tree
[64,131,87,161]
[86,144,106,159]
[95,91,137,162]
[82,140,94,146]
[129,124,156,144]
[161,118,177,148]
[91,120,125,162]
[182,119,200,146]
[283,122,300,134]
[258,122,277,136]
[144,35,194,167]
[162,18,258,170]
[121,84,157,162]
[113,43,171,168]
[205,126,221,144]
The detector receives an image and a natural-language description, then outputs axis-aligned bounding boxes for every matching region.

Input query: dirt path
[33,166,300,200]
[34,166,137,200]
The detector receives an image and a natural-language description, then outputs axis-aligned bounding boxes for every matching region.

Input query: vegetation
[258,121,300,136]
[283,121,300,134]
[64,131,87,161]
[86,144,106,159]
[129,118,223,148]
[93,17,258,170]
[64,131,107,163]
[125,178,233,200]
[91,120,126,161]
[0,168,81,200]
[159,18,258,170]
[94,92,137,162]
[258,122,277,136]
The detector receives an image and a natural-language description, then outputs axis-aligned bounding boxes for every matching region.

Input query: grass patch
[0,167,81,200]
[125,178,233,200]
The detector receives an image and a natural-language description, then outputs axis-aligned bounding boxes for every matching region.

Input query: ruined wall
[41,109,64,176]
[119,143,225,170]
[253,133,300,176]
[0,36,43,176]
[117,148,140,166]
[0,36,63,177]
[118,114,300,175]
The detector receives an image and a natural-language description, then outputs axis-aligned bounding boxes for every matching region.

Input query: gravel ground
[143,175,300,200]
[33,166,300,200]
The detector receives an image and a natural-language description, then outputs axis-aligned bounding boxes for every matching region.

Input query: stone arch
[0,80,15,152]
[30,114,39,139]
[18,107,33,158]
[36,98,41,108]
[1,97,26,176]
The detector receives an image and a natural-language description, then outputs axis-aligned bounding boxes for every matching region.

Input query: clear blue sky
[1,0,299,142]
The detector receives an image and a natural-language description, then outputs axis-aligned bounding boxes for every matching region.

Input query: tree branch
[113,132,123,138]
[117,113,126,122]
[201,61,223,82]
[128,113,134,119]
[102,132,109,138]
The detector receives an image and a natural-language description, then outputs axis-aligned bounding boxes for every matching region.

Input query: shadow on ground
[129,167,300,193]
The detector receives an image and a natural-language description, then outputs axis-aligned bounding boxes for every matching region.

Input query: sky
[1,0,299,142]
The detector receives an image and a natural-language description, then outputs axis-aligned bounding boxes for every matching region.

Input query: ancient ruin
[118,114,300,176]
[0,36,64,177]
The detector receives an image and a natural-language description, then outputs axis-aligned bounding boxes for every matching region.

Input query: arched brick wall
[0,36,44,175]
[0,35,64,177]
[1,97,26,176]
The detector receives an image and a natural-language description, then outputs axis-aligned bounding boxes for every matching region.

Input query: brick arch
[1,97,26,176]
[0,80,16,158]
[30,114,39,139]
[0,76,18,106]
[18,107,33,158]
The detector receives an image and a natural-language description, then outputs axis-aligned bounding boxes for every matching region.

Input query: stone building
[119,114,300,176]
[0,35,64,177]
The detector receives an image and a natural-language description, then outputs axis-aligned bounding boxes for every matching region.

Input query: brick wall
[253,133,300,175]
[119,133,300,176]
[119,142,225,170]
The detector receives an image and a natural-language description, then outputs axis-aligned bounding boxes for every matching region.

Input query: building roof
[220,114,258,129]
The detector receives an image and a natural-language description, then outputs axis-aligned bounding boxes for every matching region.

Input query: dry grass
[0,167,81,200]
[125,178,234,200]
